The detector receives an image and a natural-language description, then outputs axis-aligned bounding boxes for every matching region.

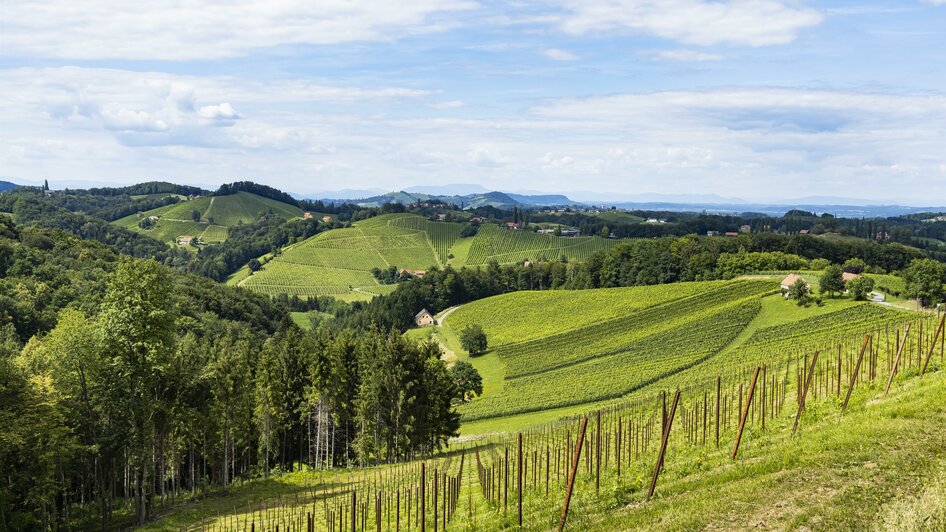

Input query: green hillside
[241,213,628,299]
[438,279,915,432]
[241,213,441,300]
[463,223,619,265]
[114,191,303,246]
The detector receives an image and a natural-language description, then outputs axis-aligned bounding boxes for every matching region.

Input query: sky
[1,1,945,203]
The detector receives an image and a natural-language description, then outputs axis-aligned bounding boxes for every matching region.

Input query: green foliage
[459,324,488,356]
[904,258,946,307]
[847,275,875,300]
[843,257,868,274]
[820,265,845,297]
[450,361,483,402]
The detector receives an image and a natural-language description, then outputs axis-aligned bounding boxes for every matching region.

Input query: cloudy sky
[1,1,945,202]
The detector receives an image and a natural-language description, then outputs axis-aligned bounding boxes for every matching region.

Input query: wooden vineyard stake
[420,463,425,532]
[517,433,523,528]
[842,335,872,412]
[715,376,721,448]
[648,390,680,499]
[595,411,602,493]
[792,351,819,435]
[884,323,911,397]
[557,416,587,532]
[731,366,761,460]
[921,315,945,376]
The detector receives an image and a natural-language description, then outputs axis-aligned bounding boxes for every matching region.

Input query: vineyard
[147,309,946,530]
[463,224,619,266]
[243,214,441,300]
[444,279,917,429]
[115,191,302,245]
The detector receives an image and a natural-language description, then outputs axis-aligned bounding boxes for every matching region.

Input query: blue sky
[1,0,945,203]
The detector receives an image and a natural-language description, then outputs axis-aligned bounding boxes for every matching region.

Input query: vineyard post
[884,323,911,397]
[792,351,820,435]
[921,315,945,376]
[842,335,872,413]
[715,376,721,448]
[351,491,356,532]
[420,463,425,532]
[433,469,438,532]
[557,416,587,532]
[518,433,523,528]
[648,390,680,499]
[731,366,761,460]
[616,417,622,478]
[595,410,601,493]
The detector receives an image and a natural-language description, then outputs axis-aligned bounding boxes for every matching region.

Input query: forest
[0,218,459,529]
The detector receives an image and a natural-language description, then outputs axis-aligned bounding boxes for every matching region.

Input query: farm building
[780,274,806,293]
[303,212,313,220]
[415,309,435,327]
[724,232,739,237]
[322,215,333,223]
[505,222,521,230]
[842,272,861,283]
[739,224,751,233]
[177,235,193,246]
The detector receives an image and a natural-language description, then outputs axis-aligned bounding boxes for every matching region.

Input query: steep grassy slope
[114,191,302,246]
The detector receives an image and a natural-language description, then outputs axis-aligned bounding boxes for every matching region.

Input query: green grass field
[114,191,302,246]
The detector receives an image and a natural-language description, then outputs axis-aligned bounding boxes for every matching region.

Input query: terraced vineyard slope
[463,223,620,265]
[114,191,303,246]
[443,279,915,431]
[242,213,442,300]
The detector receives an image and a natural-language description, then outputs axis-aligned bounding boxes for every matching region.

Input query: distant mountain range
[0,181,20,192]
[319,190,579,209]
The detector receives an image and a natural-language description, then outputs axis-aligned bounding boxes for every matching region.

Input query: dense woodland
[0,218,459,529]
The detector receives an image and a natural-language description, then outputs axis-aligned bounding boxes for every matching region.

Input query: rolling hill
[114,191,303,246]
[439,278,914,431]
[240,213,625,300]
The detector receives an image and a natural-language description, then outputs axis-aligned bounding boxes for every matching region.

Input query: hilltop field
[241,213,622,301]
[114,191,303,246]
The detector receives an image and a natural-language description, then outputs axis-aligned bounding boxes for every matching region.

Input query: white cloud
[3,66,946,203]
[647,49,724,62]
[198,103,241,125]
[543,48,580,61]
[554,0,823,47]
[1,0,477,60]
[428,100,466,109]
